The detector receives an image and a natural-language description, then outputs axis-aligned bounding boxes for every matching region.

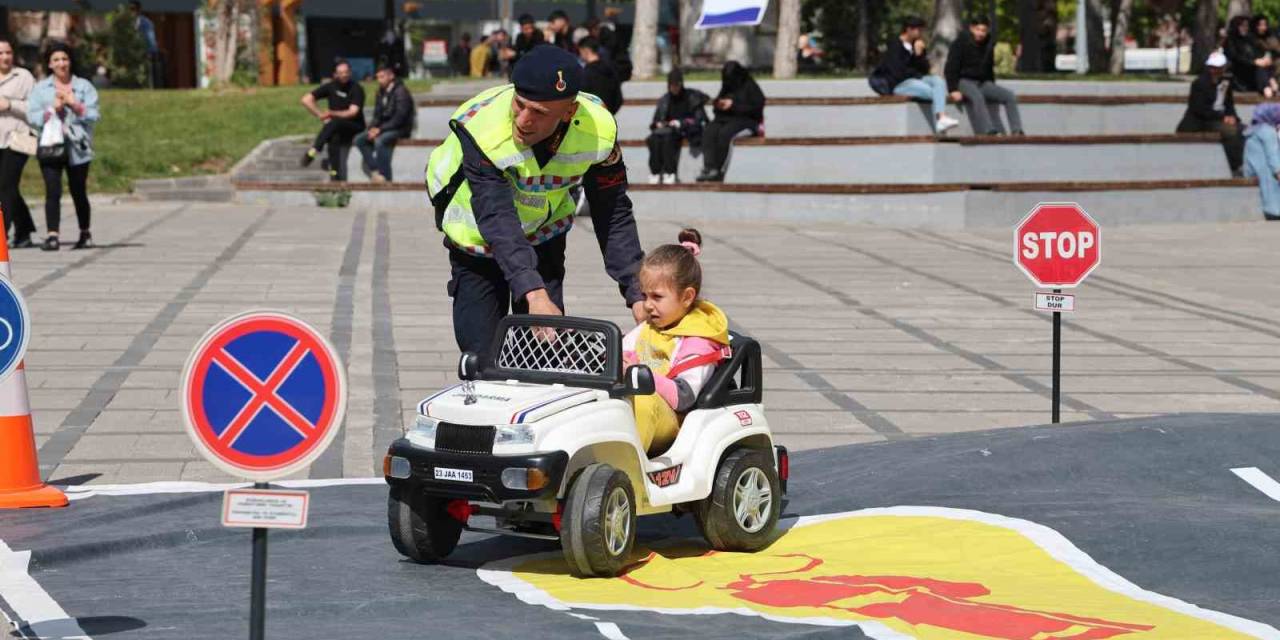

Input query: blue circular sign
[0,275,30,385]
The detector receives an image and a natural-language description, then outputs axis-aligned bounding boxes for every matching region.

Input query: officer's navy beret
[511,45,582,102]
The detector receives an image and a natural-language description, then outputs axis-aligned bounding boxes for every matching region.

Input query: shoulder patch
[601,143,623,167]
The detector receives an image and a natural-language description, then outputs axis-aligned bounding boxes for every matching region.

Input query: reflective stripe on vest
[425,85,617,255]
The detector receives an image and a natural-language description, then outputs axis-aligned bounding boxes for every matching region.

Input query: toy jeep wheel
[696,448,780,552]
[388,485,462,563]
[560,463,636,577]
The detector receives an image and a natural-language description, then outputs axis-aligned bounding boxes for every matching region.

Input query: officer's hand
[631,301,647,326]
[526,289,562,317]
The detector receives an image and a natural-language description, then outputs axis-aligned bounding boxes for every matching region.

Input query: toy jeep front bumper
[383,437,569,503]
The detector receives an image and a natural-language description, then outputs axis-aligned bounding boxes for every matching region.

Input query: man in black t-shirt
[300,59,366,181]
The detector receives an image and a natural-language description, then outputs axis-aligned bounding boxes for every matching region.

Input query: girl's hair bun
[677,228,702,248]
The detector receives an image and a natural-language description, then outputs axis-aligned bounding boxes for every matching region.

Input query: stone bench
[415,94,1258,139]
[231,177,1263,228]
[319,134,1229,186]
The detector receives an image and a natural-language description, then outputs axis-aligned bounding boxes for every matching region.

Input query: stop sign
[1014,203,1101,288]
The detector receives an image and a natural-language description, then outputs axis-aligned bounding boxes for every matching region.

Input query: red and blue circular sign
[181,311,346,481]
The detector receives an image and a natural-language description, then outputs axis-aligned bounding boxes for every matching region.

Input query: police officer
[426,45,646,358]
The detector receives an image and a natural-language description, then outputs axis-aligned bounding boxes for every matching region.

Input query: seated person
[872,15,960,135]
[944,16,1023,136]
[355,64,414,182]
[697,61,765,183]
[1243,102,1280,220]
[1226,15,1277,97]
[623,228,731,456]
[299,59,366,181]
[1177,52,1245,177]
[646,69,708,185]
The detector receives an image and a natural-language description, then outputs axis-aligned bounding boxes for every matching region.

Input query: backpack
[868,68,893,96]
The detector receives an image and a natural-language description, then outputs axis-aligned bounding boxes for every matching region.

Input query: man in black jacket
[1177,52,1244,177]
[578,36,622,114]
[355,64,415,182]
[945,16,1023,136]
[646,69,708,184]
[874,16,959,134]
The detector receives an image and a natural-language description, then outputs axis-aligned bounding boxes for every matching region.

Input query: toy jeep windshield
[383,314,788,577]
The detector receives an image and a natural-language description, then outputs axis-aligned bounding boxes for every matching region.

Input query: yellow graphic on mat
[481,507,1274,639]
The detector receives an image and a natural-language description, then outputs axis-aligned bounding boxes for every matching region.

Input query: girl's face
[639,267,696,329]
[49,51,71,80]
[0,43,13,74]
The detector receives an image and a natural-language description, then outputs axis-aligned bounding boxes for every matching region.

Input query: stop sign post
[1013,203,1101,423]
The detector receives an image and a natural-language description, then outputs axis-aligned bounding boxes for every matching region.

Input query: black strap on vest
[431,119,470,231]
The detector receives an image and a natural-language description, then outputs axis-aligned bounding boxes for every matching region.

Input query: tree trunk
[256,0,274,85]
[209,0,241,84]
[680,0,701,67]
[1085,0,1106,73]
[1227,0,1252,20]
[632,0,659,79]
[1191,0,1220,75]
[1108,0,1135,75]
[929,0,964,73]
[772,0,800,78]
[1016,0,1042,72]
[855,0,870,71]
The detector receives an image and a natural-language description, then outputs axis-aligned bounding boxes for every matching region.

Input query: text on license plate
[434,467,473,482]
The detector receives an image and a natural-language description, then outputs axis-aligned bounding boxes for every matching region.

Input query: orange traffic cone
[0,232,66,509]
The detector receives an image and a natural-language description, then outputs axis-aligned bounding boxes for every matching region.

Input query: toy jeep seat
[695,332,762,409]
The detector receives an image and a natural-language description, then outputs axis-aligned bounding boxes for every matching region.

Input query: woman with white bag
[0,37,37,249]
[28,42,98,251]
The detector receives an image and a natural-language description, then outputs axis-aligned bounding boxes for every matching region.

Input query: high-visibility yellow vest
[425,85,617,256]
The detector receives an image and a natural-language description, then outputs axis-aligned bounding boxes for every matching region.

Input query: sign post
[1014,203,1101,423]
[181,311,346,639]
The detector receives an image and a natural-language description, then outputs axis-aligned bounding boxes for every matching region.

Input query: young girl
[624,229,732,456]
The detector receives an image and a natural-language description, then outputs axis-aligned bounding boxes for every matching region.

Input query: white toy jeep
[383,315,788,577]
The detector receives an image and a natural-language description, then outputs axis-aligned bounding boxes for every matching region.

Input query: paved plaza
[18,201,1280,485]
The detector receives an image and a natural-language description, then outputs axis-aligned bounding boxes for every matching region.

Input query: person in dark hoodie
[944,16,1023,136]
[646,69,709,184]
[1226,14,1276,97]
[872,15,960,135]
[697,61,764,182]
[1177,51,1245,177]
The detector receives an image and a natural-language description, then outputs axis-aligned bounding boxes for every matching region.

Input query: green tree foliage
[85,6,149,88]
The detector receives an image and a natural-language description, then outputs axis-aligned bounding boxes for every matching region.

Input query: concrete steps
[132,175,236,202]
[231,178,1262,228]
[274,134,1228,186]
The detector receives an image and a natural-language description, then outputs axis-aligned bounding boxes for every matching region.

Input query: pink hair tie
[680,241,701,257]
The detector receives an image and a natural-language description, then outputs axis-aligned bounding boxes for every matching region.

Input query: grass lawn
[21,79,430,197]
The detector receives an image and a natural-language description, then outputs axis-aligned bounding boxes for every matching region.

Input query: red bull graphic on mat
[478,507,1276,639]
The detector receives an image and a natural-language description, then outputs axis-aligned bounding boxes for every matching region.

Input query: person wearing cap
[1177,52,1244,177]
[425,45,645,358]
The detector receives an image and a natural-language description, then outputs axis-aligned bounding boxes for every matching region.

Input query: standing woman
[28,43,98,251]
[0,38,36,247]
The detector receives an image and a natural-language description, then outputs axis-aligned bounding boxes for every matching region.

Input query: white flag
[696,0,770,29]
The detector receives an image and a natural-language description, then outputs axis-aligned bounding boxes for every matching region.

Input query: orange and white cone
[0,234,66,509]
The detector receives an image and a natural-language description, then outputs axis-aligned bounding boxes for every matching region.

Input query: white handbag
[6,128,36,155]
[36,112,65,161]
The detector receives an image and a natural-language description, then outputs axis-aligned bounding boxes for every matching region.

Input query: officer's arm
[583,144,644,306]
[457,127,546,300]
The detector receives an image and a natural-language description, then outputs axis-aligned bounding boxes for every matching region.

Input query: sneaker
[301,148,317,167]
[370,173,387,184]
[9,236,33,249]
[936,114,960,134]
[40,235,58,252]
[663,173,678,184]
[648,174,661,185]
[73,233,94,250]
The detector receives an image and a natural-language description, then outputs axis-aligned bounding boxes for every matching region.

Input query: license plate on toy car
[434,467,473,482]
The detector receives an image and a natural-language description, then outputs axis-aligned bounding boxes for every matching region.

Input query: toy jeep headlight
[406,415,438,448]
[493,423,535,446]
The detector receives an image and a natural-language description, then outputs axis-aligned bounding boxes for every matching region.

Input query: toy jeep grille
[495,323,609,377]
[436,422,495,454]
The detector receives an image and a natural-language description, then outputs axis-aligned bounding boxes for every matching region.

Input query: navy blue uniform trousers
[447,234,567,361]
